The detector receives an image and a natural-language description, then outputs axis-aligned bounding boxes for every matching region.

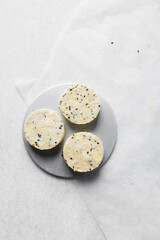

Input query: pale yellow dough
[24,109,65,150]
[63,132,104,172]
[60,84,100,124]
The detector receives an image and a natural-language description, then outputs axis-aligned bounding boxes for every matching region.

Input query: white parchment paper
[16,0,160,239]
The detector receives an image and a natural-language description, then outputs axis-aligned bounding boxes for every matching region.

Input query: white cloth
[16,0,160,239]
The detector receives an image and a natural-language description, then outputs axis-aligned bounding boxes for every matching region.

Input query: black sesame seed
[38,134,41,138]
[137,50,140,53]
[86,89,88,91]
[86,103,88,105]
[76,98,78,100]
[68,116,70,119]
[70,157,73,160]
[87,151,89,154]
[69,106,71,110]
[55,141,57,144]
[83,135,85,137]
[98,105,100,107]
[84,95,85,97]
[35,142,38,146]
[111,42,114,44]
[97,142,99,144]
[50,138,52,141]
[75,108,78,110]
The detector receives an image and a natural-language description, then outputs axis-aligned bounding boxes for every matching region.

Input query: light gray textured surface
[23,84,117,178]
[0,1,106,240]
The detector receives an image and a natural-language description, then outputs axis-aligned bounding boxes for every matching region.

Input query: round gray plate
[23,84,117,178]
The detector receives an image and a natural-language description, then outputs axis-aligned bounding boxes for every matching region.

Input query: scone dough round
[60,84,100,124]
[63,132,104,172]
[24,109,65,150]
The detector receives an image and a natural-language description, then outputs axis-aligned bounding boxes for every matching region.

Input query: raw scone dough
[63,132,104,172]
[60,84,100,124]
[24,109,65,150]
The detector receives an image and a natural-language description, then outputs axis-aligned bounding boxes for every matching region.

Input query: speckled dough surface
[63,132,104,172]
[24,109,65,150]
[60,84,101,124]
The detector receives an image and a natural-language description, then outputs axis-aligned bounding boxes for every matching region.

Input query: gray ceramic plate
[23,84,117,178]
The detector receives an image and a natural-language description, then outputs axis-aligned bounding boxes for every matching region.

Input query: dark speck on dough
[38,134,41,138]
